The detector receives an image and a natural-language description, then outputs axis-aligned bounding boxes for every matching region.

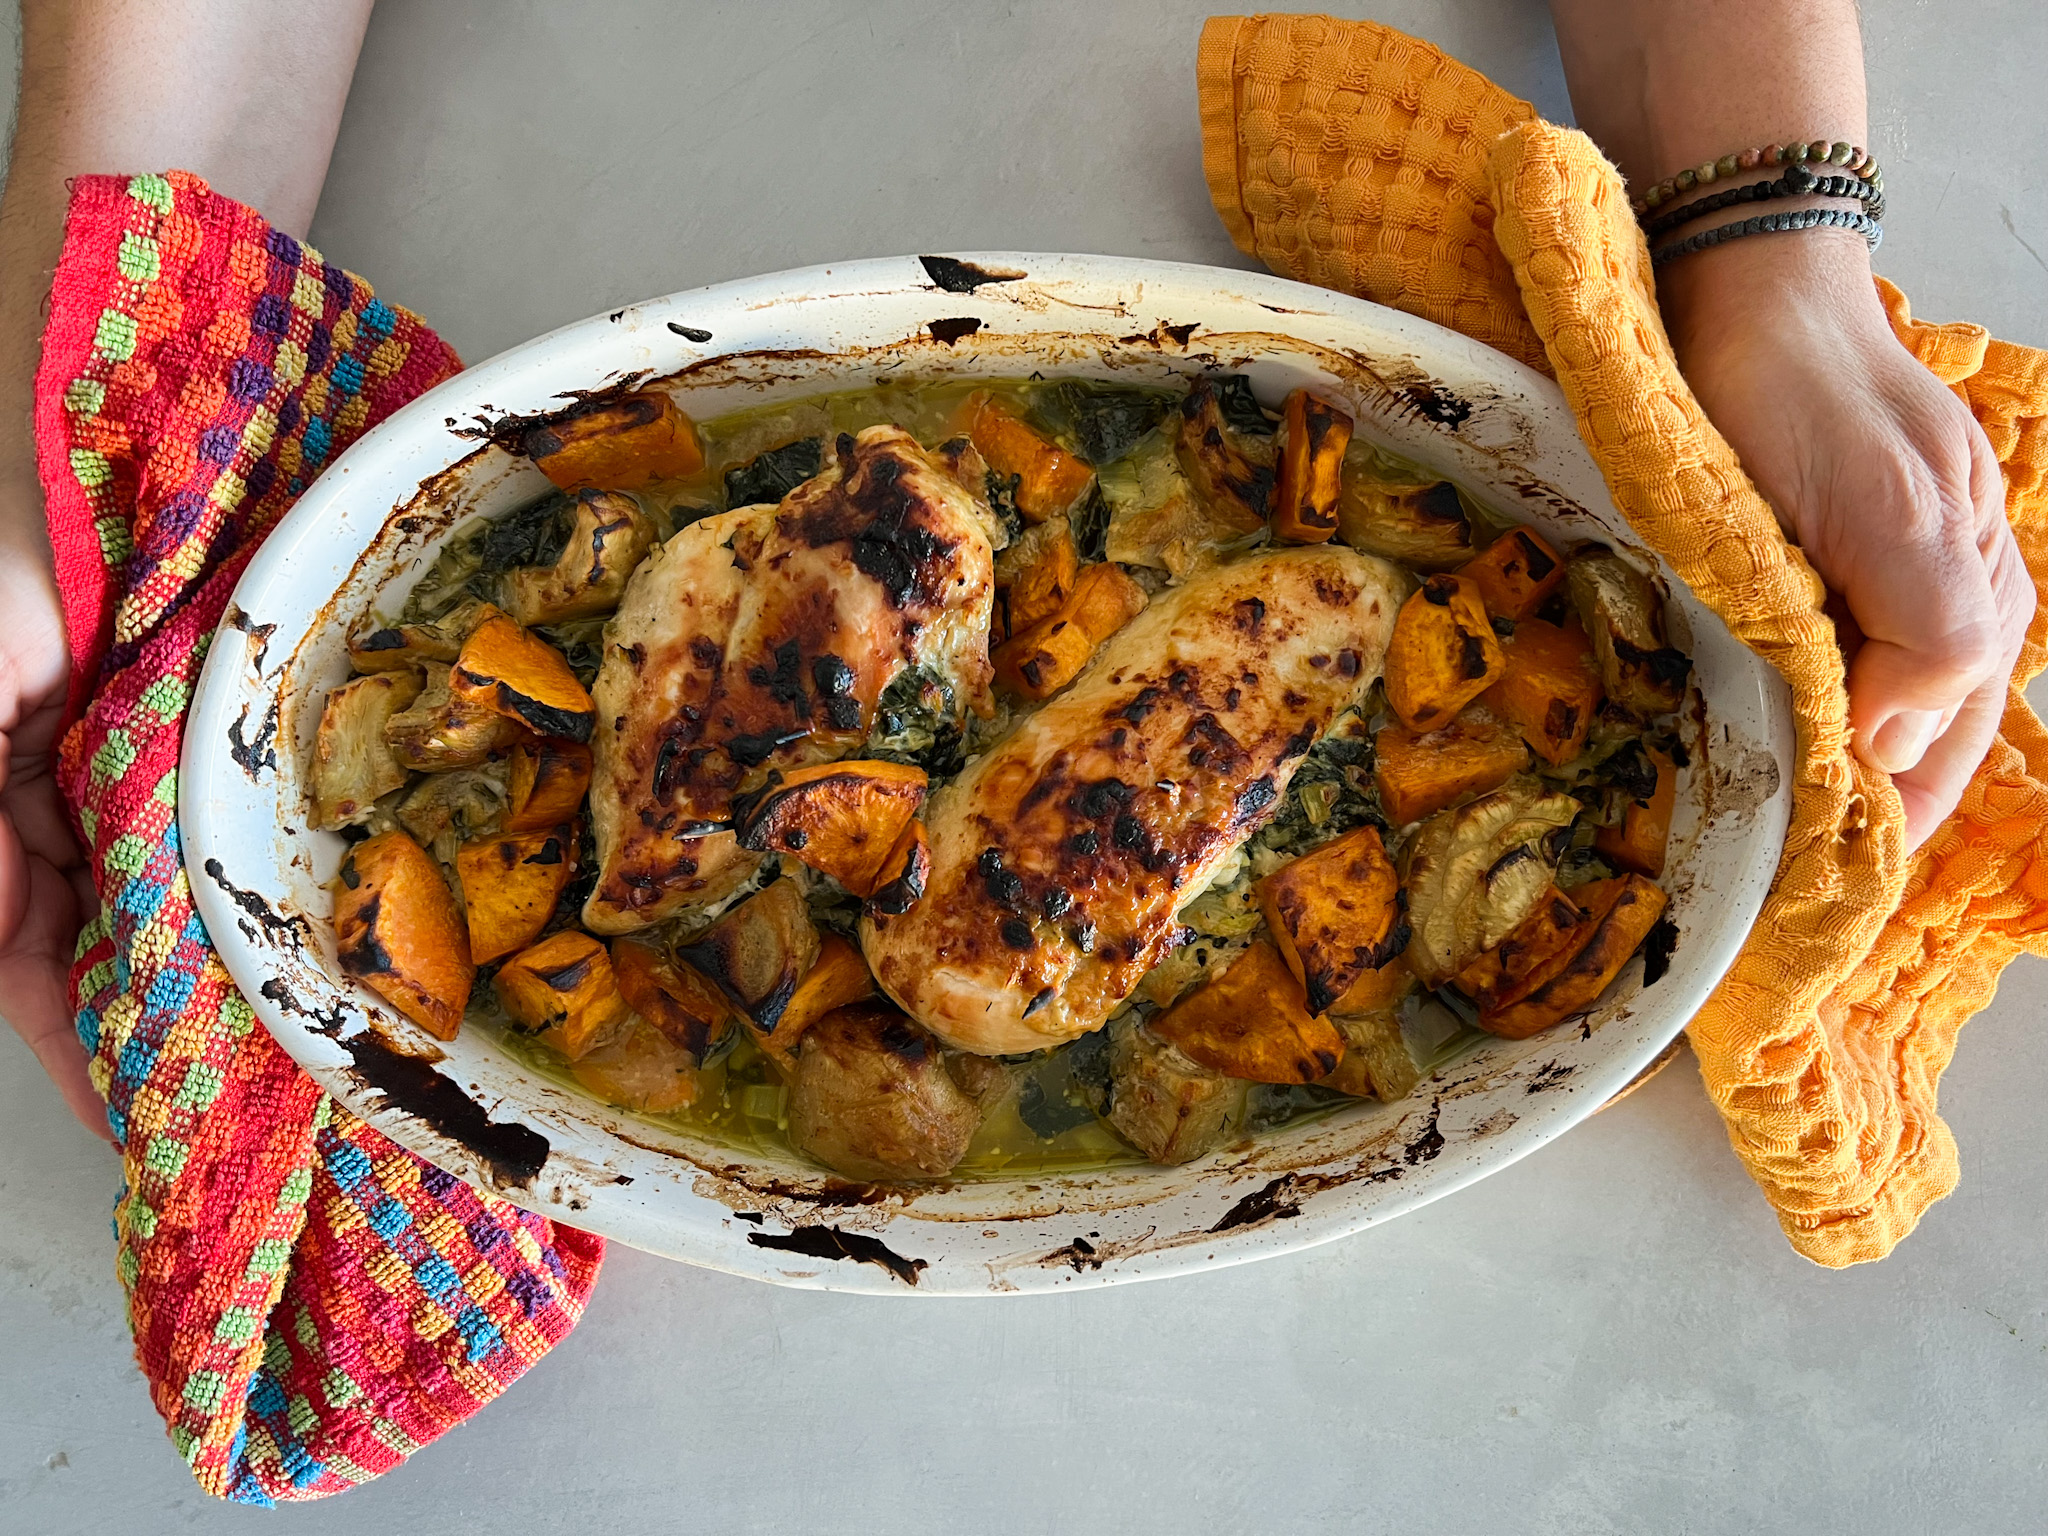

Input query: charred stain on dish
[1398,380,1474,429]
[667,322,713,343]
[224,604,278,672]
[453,371,657,449]
[1401,1100,1445,1165]
[340,1028,550,1188]
[203,857,307,946]
[926,317,984,346]
[1044,1235,1105,1271]
[1641,917,1680,985]
[259,977,346,1034]
[918,256,1026,293]
[227,698,280,777]
[746,1223,929,1286]
[1526,1060,1576,1094]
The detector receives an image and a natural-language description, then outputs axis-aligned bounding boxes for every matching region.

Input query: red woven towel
[34,170,603,1504]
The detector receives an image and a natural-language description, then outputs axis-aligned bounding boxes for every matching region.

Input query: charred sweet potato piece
[1328,950,1417,1015]
[523,390,704,492]
[1100,429,1240,579]
[610,938,737,1062]
[1566,551,1692,716]
[495,930,632,1060]
[1000,520,1078,635]
[1595,746,1677,878]
[675,877,821,1036]
[1106,1015,1250,1165]
[1384,573,1507,731]
[957,391,1095,524]
[1458,527,1566,621]
[992,561,1147,700]
[1372,705,1529,828]
[1175,376,1275,530]
[505,737,593,832]
[1336,465,1474,570]
[384,660,520,772]
[334,830,474,1040]
[571,1017,706,1112]
[456,824,577,964]
[733,759,928,897]
[753,933,876,1071]
[1272,389,1353,543]
[1450,883,1592,1014]
[310,670,424,830]
[1479,875,1668,1038]
[449,610,596,742]
[864,818,931,919]
[1481,617,1604,766]
[346,597,491,674]
[1149,940,1345,1085]
[502,488,658,626]
[1319,1007,1422,1102]
[1400,778,1580,984]
[1255,826,1408,1014]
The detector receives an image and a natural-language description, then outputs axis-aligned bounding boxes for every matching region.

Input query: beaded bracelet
[1649,205,1883,268]
[1632,139,1881,216]
[1641,161,1886,243]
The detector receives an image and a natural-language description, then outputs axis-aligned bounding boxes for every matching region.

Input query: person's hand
[0,503,112,1144]
[1659,232,2035,850]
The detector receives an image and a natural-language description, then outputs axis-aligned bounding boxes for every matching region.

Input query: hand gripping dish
[182,255,1792,1294]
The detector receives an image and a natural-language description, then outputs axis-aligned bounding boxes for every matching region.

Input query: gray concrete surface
[3,4,2045,1533]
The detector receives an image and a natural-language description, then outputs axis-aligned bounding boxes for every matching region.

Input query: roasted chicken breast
[584,427,995,933]
[862,545,1406,1053]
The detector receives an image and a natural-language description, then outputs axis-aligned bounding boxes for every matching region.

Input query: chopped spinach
[1249,716,1385,860]
[1064,1028,1115,1117]
[1017,1054,1105,1139]
[982,467,1025,545]
[724,436,823,508]
[1070,484,1111,563]
[865,665,966,777]
[403,491,571,622]
[1209,373,1274,437]
[1037,380,1179,467]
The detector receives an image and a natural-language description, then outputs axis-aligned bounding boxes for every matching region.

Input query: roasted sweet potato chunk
[999,520,1078,635]
[754,933,876,1071]
[1255,826,1408,1014]
[310,670,424,830]
[502,488,658,626]
[384,660,520,772]
[1175,376,1275,530]
[1450,883,1592,1014]
[1595,746,1677,878]
[449,610,596,742]
[1479,875,1669,1038]
[1400,778,1580,984]
[1373,705,1530,827]
[456,824,577,965]
[1566,551,1692,716]
[1385,573,1507,731]
[610,938,737,1062]
[1272,389,1353,543]
[733,759,928,897]
[571,1017,706,1112]
[1481,617,1604,766]
[958,391,1095,524]
[505,736,592,832]
[346,597,491,674]
[789,1002,985,1180]
[1328,950,1417,1015]
[334,830,474,1040]
[864,818,931,919]
[1319,1007,1422,1102]
[1106,1015,1250,1165]
[523,390,704,492]
[992,561,1147,700]
[1149,940,1345,1084]
[495,930,631,1059]
[1336,460,1474,570]
[1459,527,1566,621]
[675,877,821,1036]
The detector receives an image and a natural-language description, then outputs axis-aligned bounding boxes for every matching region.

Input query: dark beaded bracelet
[1642,161,1886,242]
[1650,205,1883,268]
[1633,138,1881,215]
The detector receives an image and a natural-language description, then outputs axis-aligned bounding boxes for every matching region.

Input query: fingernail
[1869,708,1943,773]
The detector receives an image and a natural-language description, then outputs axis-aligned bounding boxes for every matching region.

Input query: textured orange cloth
[1198,15,2048,1266]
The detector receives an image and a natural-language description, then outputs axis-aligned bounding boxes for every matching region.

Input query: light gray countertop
[3,4,2044,1532]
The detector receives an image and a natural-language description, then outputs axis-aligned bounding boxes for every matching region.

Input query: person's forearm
[0,0,375,573]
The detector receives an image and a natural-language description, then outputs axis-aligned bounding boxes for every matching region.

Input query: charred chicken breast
[862,545,1406,1053]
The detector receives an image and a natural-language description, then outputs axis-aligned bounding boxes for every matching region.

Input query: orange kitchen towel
[1198,15,2048,1266]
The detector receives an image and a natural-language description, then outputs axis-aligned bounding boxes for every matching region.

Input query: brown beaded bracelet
[1631,139,1881,216]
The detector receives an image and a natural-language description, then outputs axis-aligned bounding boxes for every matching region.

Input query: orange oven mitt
[1198,15,2048,1266]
